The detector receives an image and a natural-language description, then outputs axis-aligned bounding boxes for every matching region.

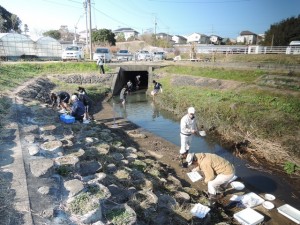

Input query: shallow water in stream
[110,92,299,209]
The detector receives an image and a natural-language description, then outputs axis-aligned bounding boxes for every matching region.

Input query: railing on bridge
[172,44,300,55]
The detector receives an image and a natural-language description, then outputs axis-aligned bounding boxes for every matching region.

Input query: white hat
[188,107,195,114]
[71,95,78,101]
[180,149,187,154]
[186,153,195,166]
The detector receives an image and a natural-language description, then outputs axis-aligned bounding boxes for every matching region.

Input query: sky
[1,0,299,39]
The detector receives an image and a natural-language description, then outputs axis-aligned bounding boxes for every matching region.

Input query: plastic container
[262,201,274,210]
[264,194,275,201]
[234,208,264,225]
[230,181,245,190]
[60,114,75,124]
[277,204,300,224]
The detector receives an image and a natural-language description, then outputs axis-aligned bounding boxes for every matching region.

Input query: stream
[110,92,299,209]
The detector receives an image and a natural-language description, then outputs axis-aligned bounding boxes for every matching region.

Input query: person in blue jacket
[70,95,85,122]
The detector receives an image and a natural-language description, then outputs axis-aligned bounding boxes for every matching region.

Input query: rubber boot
[208,194,218,207]
[179,154,188,168]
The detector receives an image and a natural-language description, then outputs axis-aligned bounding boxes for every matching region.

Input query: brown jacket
[195,153,235,183]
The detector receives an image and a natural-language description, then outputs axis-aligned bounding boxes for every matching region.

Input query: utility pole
[271,34,274,49]
[154,15,157,46]
[84,1,88,54]
[87,0,92,60]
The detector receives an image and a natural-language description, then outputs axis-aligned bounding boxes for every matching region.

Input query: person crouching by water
[70,95,85,123]
[150,80,163,100]
[96,56,105,74]
[120,85,128,106]
[186,153,235,206]
[179,107,197,167]
[50,91,70,113]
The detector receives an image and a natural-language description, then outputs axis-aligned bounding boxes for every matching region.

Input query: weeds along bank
[0,62,299,174]
[153,66,300,172]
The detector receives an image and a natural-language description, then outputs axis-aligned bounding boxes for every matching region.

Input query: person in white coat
[96,56,105,74]
[179,107,197,166]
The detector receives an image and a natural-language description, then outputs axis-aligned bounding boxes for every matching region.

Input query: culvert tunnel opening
[113,69,149,95]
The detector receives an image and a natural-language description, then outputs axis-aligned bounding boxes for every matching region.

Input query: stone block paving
[1,77,234,225]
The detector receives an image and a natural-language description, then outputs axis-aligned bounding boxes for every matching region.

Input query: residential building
[237,30,258,45]
[209,35,222,45]
[113,27,139,41]
[186,32,209,44]
[172,35,187,44]
[156,32,172,40]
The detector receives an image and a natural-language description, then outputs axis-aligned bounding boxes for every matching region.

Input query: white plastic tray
[187,171,202,182]
[190,203,210,218]
[234,208,264,225]
[277,204,300,224]
[240,192,265,208]
[230,192,265,208]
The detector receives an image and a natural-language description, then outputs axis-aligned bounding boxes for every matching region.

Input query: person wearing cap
[96,56,105,74]
[70,94,85,122]
[179,107,197,166]
[186,152,235,205]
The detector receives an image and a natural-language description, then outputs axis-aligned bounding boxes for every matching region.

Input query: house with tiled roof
[113,27,139,41]
[237,30,258,45]
[209,35,223,45]
[172,35,187,44]
[156,32,172,40]
[186,32,209,44]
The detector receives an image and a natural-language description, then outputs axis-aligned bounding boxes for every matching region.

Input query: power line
[41,0,82,8]
[147,0,250,3]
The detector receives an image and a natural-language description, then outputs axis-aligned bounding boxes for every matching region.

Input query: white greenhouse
[0,33,62,61]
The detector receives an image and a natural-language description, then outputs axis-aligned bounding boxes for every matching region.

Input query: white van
[286,41,300,55]
[93,47,112,62]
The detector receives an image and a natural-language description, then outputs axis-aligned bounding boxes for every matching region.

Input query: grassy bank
[0,62,111,91]
[154,66,300,167]
[0,62,299,167]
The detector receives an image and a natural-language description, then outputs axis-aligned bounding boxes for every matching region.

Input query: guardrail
[172,44,300,55]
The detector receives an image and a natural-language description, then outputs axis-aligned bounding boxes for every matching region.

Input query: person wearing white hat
[179,107,197,166]
[186,152,235,205]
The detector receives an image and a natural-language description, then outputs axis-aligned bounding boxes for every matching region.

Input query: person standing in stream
[179,107,198,167]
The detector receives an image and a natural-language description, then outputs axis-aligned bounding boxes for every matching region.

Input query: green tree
[116,33,126,42]
[43,30,61,40]
[0,5,22,33]
[92,29,116,46]
[139,33,156,46]
[263,15,300,46]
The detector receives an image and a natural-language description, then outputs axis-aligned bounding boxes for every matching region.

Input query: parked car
[62,46,84,61]
[137,50,152,61]
[152,51,166,60]
[93,47,112,62]
[116,50,133,61]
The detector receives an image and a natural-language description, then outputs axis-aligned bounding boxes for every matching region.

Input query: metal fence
[172,44,300,55]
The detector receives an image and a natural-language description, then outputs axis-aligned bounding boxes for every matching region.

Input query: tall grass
[156,76,300,157]
[0,62,111,91]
